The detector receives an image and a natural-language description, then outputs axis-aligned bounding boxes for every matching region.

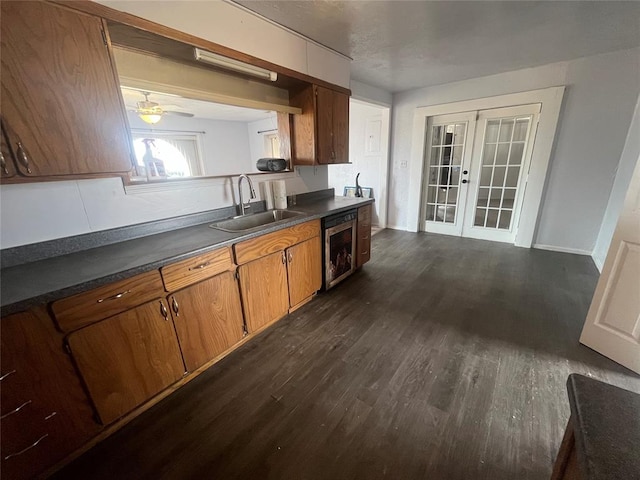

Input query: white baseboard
[532,244,592,256]
[591,254,605,273]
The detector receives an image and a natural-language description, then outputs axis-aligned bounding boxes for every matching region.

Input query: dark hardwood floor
[55,230,640,480]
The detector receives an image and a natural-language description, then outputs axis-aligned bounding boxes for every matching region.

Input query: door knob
[462,179,468,184]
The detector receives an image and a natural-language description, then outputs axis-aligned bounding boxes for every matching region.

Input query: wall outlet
[400,161,408,168]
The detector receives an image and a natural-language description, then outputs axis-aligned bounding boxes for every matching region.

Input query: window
[131,131,203,178]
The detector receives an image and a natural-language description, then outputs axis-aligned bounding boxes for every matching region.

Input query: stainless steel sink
[209,209,306,232]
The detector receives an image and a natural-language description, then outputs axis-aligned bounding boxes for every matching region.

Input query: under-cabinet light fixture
[194,48,278,82]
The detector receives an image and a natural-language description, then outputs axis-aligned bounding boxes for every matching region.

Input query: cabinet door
[315,85,335,164]
[1,307,98,480]
[287,236,322,308]
[170,272,245,372]
[0,1,133,177]
[67,300,185,425]
[332,90,350,164]
[238,251,289,333]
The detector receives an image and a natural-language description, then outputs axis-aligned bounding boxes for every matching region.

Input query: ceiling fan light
[139,113,162,124]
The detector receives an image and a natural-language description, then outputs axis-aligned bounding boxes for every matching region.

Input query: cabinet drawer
[161,247,233,292]
[234,219,321,265]
[358,204,372,226]
[1,410,67,480]
[357,235,371,267]
[51,270,164,332]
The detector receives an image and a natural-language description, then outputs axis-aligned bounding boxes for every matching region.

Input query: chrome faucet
[238,174,256,216]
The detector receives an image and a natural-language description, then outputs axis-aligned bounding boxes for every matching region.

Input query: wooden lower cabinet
[238,251,290,333]
[1,306,99,480]
[357,204,372,267]
[169,271,245,372]
[286,235,322,308]
[67,299,186,425]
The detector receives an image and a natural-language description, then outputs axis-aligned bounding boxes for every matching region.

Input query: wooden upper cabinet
[169,272,245,372]
[286,235,322,308]
[67,299,185,425]
[0,1,133,177]
[290,84,350,165]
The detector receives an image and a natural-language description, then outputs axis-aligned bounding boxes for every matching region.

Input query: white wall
[98,0,351,89]
[592,94,640,270]
[328,101,388,225]
[0,167,328,248]
[350,80,393,107]
[389,47,640,254]
[128,113,254,176]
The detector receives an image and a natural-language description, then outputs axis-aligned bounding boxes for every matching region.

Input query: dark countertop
[567,374,640,480]
[1,196,373,316]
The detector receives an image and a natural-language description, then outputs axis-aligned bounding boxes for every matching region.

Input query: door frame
[407,86,565,247]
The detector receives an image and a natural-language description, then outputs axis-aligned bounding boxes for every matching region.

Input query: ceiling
[121,87,276,122]
[234,1,640,93]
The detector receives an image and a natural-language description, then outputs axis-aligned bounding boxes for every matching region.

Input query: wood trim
[551,418,577,480]
[160,247,234,292]
[0,172,130,184]
[51,270,165,332]
[52,1,351,96]
[233,220,321,265]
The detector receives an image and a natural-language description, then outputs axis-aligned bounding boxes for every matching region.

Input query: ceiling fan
[130,92,194,125]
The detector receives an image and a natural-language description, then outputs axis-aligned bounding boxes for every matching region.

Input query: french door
[422,104,540,243]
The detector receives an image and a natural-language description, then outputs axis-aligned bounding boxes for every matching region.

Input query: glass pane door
[473,116,531,230]
[425,122,467,225]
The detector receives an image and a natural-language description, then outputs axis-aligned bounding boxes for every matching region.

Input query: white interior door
[461,105,540,243]
[422,112,476,236]
[580,155,640,374]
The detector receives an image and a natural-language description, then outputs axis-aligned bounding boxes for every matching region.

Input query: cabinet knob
[0,400,32,420]
[282,251,286,264]
[171,297,179,317]
[0,151,8,175]
[159,301,169,320]
[288,251,293,263]
[16,142,32,174]
[0,369,16,382]
[462,179,468,184]
[4,434,48,461]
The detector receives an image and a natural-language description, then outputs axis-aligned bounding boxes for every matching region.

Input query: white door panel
[580,154,640,374]
[422,112,476,236]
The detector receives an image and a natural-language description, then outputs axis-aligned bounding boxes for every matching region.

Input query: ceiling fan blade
[164,111,194,117]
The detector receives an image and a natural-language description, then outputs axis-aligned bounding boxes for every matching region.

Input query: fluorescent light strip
[194,48,277,82]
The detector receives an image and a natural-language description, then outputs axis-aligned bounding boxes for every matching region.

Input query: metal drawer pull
[16,142,32,174]
[160,301,169,320]
[0,151,8,175]
[288,251,293,263]
[97,290,131,303]
[282,251,286,264]
[361,250,369,255]
[45,411,57,420]
[0,370,16,381]
[171,297,179,317]
[189,261,211,271]
[1,400,32,420]
[4,434,48,461]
